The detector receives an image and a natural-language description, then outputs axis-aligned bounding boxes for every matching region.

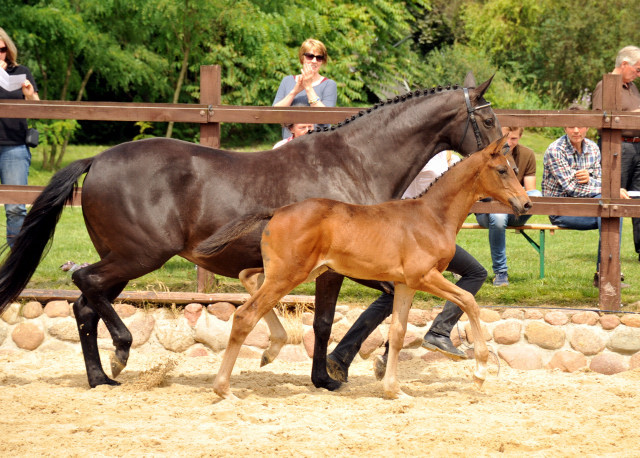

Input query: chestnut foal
[213,136,531,399]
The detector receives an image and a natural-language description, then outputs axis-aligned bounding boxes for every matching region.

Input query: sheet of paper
[0,67,26,92]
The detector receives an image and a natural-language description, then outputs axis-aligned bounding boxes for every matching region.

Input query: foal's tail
[0,157,94,313]
[195,211,274,256]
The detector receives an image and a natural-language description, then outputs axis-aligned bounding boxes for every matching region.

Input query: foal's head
[476,136,532,217]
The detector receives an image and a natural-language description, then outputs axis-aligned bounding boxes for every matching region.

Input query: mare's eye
[483,118,494,128]
[498,167,508,175]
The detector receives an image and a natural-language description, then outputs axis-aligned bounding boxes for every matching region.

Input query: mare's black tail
[195,211,274,256]
[0,157,94,312]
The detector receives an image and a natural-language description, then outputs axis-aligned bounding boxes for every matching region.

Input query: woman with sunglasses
[273,38,337,139]
[0,27,39,248]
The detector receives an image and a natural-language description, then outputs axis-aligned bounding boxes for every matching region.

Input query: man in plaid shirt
[542,104,629,286]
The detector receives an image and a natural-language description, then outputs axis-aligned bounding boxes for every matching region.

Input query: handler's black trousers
[620,141,640,254]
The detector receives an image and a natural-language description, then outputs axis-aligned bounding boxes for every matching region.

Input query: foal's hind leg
[73,281,128,387]
[239,268,288,367]
[382,283,415,399]
[213,278,296,399]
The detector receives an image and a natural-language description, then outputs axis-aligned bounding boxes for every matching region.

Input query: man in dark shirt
[592,45,640,260]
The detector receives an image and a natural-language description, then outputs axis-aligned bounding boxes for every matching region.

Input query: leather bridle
[458,87,493,152]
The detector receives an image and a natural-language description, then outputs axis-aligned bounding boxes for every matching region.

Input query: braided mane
[306,84,461,135]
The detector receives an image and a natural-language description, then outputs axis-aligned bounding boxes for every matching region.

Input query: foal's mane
[408,155,468,200]
[306,84,462,136]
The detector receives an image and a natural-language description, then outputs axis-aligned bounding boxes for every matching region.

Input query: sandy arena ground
[1,347,639,457]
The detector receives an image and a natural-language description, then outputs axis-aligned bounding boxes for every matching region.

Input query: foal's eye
[497,167,508,175]
[483,118,495,128]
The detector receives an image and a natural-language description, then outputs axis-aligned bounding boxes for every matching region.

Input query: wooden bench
[460,223,570,279]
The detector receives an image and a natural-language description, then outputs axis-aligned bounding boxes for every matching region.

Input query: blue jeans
[0,144,31,248]
[475,189,541,275]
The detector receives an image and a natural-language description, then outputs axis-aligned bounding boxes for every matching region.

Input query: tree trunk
[165,47,191,138]
[56,67,94,169]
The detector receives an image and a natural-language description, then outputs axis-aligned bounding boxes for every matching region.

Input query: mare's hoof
[313,376,342,391]
[89,377,121,388]
[110,352,127,378]
[473,373,485,389]
[373,354,387,381]
[326,354,348,383]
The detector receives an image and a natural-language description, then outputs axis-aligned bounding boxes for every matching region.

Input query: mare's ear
[473,74,495,100]
[463,71,477,88]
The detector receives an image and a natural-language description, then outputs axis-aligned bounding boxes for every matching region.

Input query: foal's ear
[490,135,509,157]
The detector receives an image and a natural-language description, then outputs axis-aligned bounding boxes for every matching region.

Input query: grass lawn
[6,135,639,312]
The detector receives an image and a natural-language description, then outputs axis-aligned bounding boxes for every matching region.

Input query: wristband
[308,96,320,105]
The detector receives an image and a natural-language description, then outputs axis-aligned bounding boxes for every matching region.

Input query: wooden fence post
[599,73,622,310]
[197,65,221,292]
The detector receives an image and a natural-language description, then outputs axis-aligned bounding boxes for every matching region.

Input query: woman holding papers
[0,27,39,248]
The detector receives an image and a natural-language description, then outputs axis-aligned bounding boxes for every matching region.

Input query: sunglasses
[0,47,7,53]
[303,52,325,62]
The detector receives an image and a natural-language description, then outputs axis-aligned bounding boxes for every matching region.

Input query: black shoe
[421,332,468,361]
[326,353,349,383]
[594,271,629,288]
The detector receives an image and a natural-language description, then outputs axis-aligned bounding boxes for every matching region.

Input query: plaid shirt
[542,135,601,198]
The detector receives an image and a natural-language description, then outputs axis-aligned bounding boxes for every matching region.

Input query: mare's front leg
[311,271,344,391]
[413,269,489,387]
[382,283,415,399]
[239,268,287,367]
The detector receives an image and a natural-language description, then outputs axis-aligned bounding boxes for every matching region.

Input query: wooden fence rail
[1,66,639,310]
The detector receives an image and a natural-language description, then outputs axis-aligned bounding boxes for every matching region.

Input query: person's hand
[620,188,631,199]
[300,62,315,89]
[22,80,35,98]
[575,169,590,184]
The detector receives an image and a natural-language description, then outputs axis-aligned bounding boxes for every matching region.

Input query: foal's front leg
[414,269,489,386]
[382,283,416,399]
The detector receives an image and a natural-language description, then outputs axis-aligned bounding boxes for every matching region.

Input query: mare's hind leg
[311,271,344,391]
[73,281,127,387]
[72,254,170,384]
[382,283,415,399]
[239,268,287,367]
[213,277,297,399]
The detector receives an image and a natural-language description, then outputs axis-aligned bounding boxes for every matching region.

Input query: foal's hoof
[110,352,127,378]
[383,388,411,400]
[260,352,272,368]
[373,354,387,381]
[326,354,348,383]
[473,373,485,389]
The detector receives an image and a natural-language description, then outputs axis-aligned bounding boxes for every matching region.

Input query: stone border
[2,300,640,375]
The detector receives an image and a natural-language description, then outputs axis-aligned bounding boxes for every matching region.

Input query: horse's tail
[0,157,94,313]
[195,211,274,256]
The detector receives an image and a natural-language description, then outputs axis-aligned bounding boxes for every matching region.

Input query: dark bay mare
[198,136,531,400]
[0,74,500,390]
